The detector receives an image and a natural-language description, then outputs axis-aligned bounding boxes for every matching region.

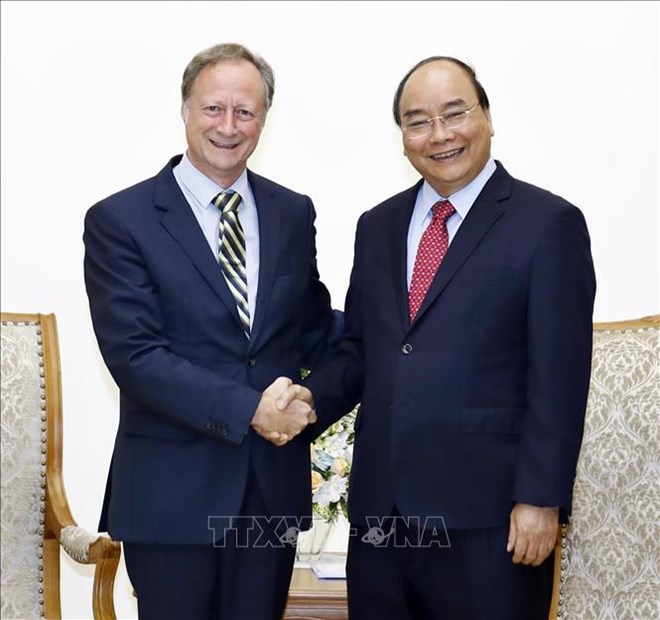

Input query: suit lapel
[248,171,280,349]
[410,163,513,328]
[389,183,422,331]
[155,158,243,329]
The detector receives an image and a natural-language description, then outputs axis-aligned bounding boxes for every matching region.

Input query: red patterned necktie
[408,200,456,322]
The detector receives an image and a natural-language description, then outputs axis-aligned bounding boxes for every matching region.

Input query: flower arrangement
[310,406,358,523]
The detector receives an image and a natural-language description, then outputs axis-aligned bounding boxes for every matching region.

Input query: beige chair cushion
[1,321,46,620]
[558,323,659,619]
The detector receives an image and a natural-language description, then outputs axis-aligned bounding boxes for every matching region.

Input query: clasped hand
[251,377,315,447]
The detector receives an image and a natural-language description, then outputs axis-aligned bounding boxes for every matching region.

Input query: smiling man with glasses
[279,55,596,619]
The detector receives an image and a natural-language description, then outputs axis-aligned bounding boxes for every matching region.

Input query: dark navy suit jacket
[84,155,334,544]
[306,162,596,529]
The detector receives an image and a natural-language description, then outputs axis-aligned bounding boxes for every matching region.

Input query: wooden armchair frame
[1,312,121,620]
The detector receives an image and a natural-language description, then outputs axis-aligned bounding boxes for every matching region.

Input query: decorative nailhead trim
[556,526,568,615]
[34,321,48,619]
[602,325,658,334]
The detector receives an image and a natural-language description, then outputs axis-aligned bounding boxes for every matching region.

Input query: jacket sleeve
[512,205,596,516]
[83,200,262,446]
[298,198,341,370]
[305,213,367,438]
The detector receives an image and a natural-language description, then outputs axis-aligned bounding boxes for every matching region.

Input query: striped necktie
[214,190,250,337]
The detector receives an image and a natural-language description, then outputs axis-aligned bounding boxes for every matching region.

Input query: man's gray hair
[181,42,275,110]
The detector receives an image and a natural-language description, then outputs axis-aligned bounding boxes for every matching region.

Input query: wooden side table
[284,567,348,620]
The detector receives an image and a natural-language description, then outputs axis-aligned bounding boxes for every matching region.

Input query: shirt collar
[419,157,497,220]
[176,152,250,208]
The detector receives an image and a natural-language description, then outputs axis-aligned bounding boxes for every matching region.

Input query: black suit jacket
[84,155,334,543]
[306,162,596,529]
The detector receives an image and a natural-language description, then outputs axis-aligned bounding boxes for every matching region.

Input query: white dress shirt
[406,158,497,288]
[173,153,260,327]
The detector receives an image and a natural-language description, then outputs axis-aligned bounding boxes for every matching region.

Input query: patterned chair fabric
[1,313,120,620]
[1,319,46,619]
[551,316,660,620]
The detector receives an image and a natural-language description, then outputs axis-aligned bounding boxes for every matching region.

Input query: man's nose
[428,117,454,141]
[216,112,237,134]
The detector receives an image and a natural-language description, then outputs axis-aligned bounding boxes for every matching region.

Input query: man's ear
[484,108,494,137]
[181,103,189,123]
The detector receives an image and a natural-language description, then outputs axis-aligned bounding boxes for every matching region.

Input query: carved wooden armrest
[56,526,121,620]
[46,477,121,619]
[59,526,114,563]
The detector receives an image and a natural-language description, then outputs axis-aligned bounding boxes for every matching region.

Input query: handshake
[251,377,315,447]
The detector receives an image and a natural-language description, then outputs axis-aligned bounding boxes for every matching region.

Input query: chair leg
[91,538,121,620]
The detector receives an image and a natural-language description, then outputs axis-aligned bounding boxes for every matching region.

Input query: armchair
[1,312,120,620]
[549,315,659,619]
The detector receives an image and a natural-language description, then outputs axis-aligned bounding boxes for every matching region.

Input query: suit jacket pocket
[460,407,523,434]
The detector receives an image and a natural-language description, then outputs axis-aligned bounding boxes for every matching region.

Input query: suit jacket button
[220,424,229,437]
[402,343,413,355]
[247,357,256,367]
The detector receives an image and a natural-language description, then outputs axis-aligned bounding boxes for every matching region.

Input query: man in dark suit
[83,43,336,620]
[278,56,596,618]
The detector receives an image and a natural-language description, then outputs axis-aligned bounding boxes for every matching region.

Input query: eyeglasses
[401,103,480,138]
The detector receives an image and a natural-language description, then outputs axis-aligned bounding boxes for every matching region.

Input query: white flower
[330,457,349,476]
[311,449,334,471]
[308,406,358,521]
[313,474,348,508]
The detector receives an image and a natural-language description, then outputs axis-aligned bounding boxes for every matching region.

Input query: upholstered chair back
[551,316,659,619]
[1,313,120,620]
[1,318,49,618]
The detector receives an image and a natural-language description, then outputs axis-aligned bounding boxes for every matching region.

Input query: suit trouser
[347,519,554,620]
[124,464,297,620]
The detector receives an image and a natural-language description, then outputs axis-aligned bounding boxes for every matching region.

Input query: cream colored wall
[1,1,658,618]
